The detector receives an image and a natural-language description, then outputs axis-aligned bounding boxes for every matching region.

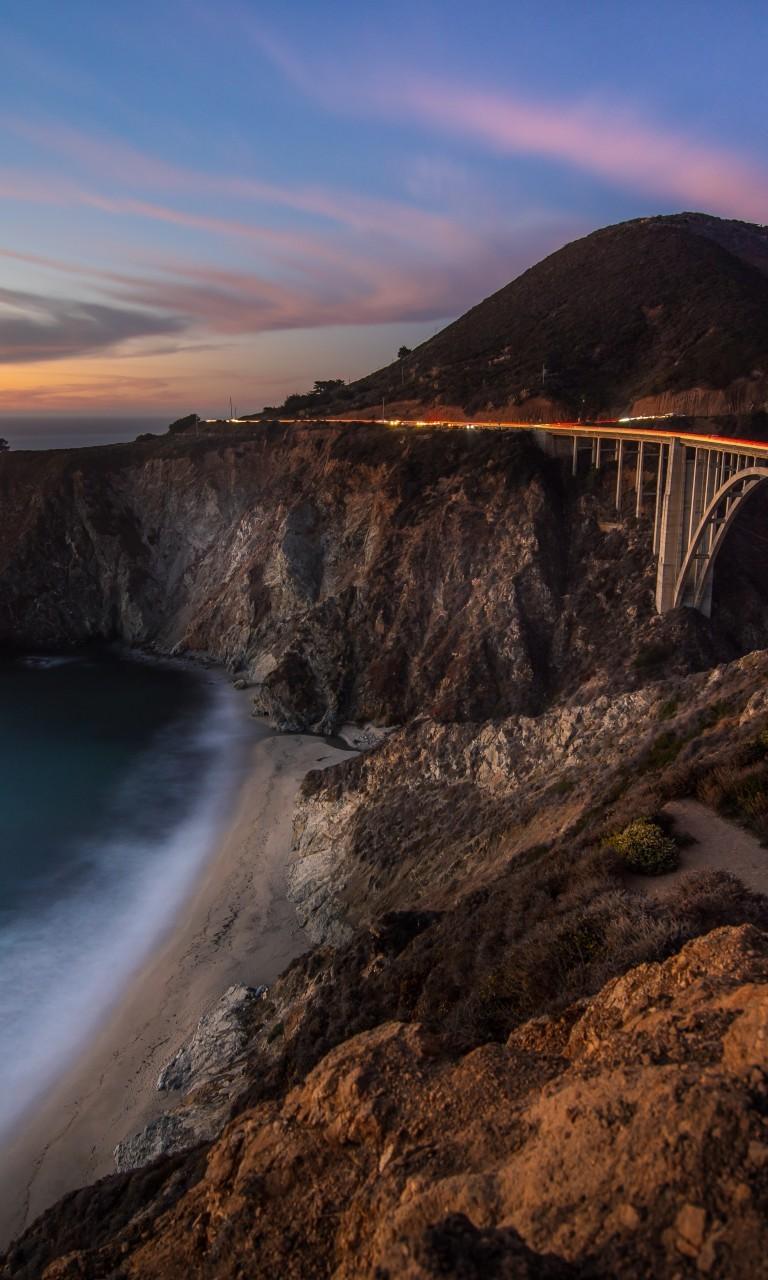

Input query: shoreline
[0,705,354,1248]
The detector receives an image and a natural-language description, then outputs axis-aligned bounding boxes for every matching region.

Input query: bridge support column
[635,442,645,517]
[687,448,706,544]
[653,444,666,556]
[656,439,688,613]
[615,439,624,511]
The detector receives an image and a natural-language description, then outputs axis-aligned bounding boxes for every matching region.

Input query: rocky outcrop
[156,984,266,1094]
[114,985,267,1173]
[289,648,768,944]
[7,925,768,1278]
[4,424,768,1278]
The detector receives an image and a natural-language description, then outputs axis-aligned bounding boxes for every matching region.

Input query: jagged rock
[114,1112,201,1174]
[4,423,768,1277]
[111,986,268,1176]
[288,648,768,943]
[157,984,267,1094]
[9,926,768,1277]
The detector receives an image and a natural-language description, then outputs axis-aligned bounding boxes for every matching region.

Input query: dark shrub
[611,819,679,874]
[633,641,673,671]
[168,413,200,434]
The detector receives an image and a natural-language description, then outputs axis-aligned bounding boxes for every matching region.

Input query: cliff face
[0,422,706,732]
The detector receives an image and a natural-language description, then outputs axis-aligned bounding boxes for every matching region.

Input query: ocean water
[0,416,169,451]
[0,650,250,1139]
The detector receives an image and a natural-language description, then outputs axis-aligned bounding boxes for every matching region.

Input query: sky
[1,0,767,434]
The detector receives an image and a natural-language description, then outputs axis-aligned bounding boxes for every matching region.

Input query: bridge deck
[304,416,768,459]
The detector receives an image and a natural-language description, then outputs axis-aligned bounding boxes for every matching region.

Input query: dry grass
[236,842,768,1115]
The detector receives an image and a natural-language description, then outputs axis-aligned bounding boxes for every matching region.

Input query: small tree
[0,438,8,453]
[168,413,200,435]
[397,346,412,360]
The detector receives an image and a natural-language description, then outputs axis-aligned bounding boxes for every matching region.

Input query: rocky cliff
[3,422,768,1278]
[0,421,721,732]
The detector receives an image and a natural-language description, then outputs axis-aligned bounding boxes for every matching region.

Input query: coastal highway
[207,414,768,458]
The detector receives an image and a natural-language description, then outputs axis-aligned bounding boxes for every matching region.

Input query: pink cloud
[0,167,346,269]
[0,162,580,341]
[388,82,768,222]
[115,230,559,334]
[1,118,483,257]
[0,214,573,340]
[240,26,768,222]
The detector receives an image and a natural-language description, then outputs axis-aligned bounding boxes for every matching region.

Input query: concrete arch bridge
[528,425,768,615]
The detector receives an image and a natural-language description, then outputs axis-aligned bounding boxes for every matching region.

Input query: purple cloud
[0,285,182,363]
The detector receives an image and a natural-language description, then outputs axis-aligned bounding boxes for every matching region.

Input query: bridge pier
[615,439,625,511]
[656,440,688,613]
[635,442,645,517]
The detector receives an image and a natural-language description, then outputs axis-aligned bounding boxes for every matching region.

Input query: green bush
[611,819,679,875]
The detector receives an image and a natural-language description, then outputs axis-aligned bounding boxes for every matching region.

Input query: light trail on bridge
[257,414,768,460]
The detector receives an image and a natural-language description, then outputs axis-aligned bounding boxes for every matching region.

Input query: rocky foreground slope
[2,423,768,1277]
[6,924,768,1278]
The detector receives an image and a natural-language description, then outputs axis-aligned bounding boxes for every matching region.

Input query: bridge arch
[673,467,768,614]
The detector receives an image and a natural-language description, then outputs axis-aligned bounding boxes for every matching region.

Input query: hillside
[278,213,768,422]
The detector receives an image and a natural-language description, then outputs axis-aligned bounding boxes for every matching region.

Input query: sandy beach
[0,714,353,1248]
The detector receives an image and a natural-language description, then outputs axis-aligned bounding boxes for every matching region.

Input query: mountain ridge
[269,212,768,424]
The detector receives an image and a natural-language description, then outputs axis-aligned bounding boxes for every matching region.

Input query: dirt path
[645,799,768,898]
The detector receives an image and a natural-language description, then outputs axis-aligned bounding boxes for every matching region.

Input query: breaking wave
[0,666,250,1140]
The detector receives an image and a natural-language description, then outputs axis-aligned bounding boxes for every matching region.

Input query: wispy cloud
[0,286,182,363]
[386,81,768,222]
[243,26,768,223]
[0,155,578,342]
[0,119,490,256]
[0,216,574,342]
[0,105,593,348]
